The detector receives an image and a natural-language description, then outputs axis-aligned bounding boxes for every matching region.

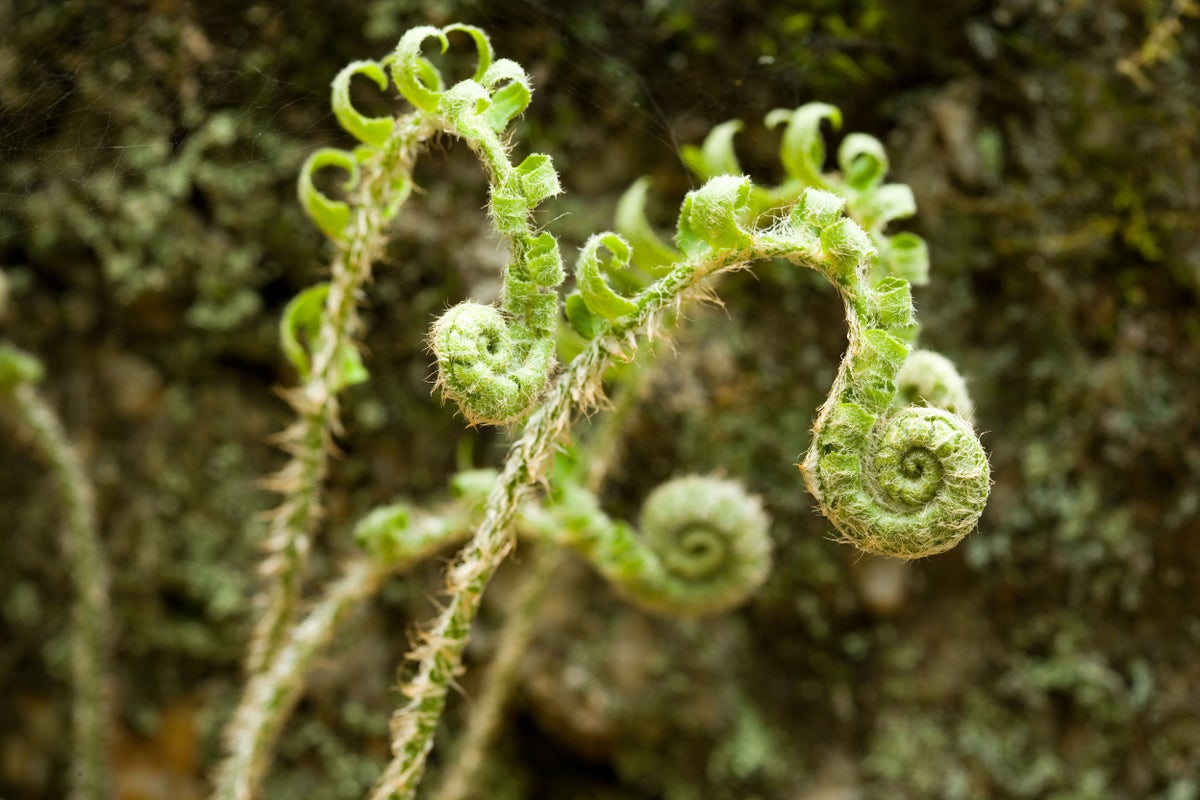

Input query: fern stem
[6,384,111,800]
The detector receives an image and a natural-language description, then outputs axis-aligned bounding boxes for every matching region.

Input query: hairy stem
[431,367,648,800]
[249,116,431,677]
[6,384,111,800]
[215,495,473,800]
[368,235,805,800]
[216,560,386,800]
[429,546,563,800]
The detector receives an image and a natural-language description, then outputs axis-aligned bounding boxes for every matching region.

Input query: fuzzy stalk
[215,559,386,800]
[367,232,813,800]
[249,114,433,678]
[5,384,111,800]
[429,546,563,800]
[216,481,474,800]
[430,367,647,800]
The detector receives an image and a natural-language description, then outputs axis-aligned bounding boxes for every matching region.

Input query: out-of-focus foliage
[1,1,1198,798]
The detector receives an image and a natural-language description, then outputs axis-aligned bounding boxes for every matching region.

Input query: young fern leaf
[331,60,395,148]
[279,283,369,390]
[788,189,991,558]
[297,148,360,241]
[640,104,988,555]
[680,119,745,179]
[529,476,772,616]
[614,177,682,273]
[364,472,772,617]
[398,25,565,425]
[678,102,930,286]
[275,27,995,796]
[675,174,755,258]
[574,232,638,320]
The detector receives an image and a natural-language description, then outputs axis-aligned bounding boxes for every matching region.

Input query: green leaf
[837,133,888,191]
[819,218,876,284]
[354,504,412,563]
[480,59,532,132]
[884,232,929,286]
[614,177,681,273]
[390,24,493,113]
[675,175,753,257]
[680,119,744,179]
[861,183,917,229]
[331,60,394,148]
[297,148,360,241]
[576,232,638,320]
[871,277,916,331]
[790,187,845,231]
[515,153,560,206]
[524,232,564,288]
[565,291,603,339]
[390,26,449,112]
[280,283,329,377]
[280,283,370,389]
[766,102,841,188]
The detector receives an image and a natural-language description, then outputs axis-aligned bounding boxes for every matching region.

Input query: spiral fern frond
[387,25,566,424]
[522,475,771,616]
[787,189,991,558]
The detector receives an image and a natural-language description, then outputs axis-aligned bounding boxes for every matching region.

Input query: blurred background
[1,1,1198,798]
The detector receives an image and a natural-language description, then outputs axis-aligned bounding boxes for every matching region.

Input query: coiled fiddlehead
[636,103,989,557]
[518,475,771,616]
[391,26,565,425]
[789,189,991,558]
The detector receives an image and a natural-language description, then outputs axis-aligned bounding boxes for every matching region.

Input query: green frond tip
[391,24,492,113]
[860,183,916,230]
[430,301,554,425]
[0,343,44,389]
[628,476,771,615]
[615,177,681,272]
[514,153,560,206]
[298,148,360,241]
[819,217,876,284]
[564,292,603,339]
[575,232,638,320]
[522,232,565,289]
[332,60,395,148]
[791,187,846,231]
[803,405,990,559]
[280,284,369,390]
[355,504,413,563]
[837,132,889,192]
[879,231,929,286]
[545,476,772,616]
[676,175,754,257]
[480,58,532,132]
[680,118,745,179]
[766,102,841,188]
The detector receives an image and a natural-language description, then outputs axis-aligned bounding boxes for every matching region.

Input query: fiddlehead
[631,476,772,614]
[632,105,989,557]
[523,475,771,616]
[361,468,772,616]
[392,25,565,424]
[789,189,991,558]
